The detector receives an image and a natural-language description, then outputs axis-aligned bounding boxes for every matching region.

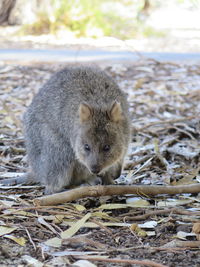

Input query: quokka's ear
[109,101,123,122]
[79,103,93,122]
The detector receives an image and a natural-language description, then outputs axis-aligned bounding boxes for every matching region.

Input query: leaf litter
[0,60,200,266]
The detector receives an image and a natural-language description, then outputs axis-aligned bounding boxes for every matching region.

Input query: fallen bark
[33,184,200,206]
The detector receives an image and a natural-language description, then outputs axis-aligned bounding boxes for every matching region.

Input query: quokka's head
[75,101,128,175]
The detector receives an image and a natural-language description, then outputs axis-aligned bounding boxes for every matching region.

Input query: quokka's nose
[91,165,101,174]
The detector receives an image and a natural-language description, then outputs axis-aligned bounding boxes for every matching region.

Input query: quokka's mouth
[90,167,101,175]
[87,165,103,175]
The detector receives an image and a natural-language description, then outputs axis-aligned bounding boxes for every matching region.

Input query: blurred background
[0,0,200,54]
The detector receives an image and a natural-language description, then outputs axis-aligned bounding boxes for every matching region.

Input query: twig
[90,218,113,234]
[63,236,106,250]
[171,126,195,140]
[108,245,187,253]
[138,116,198,131]
[125,208,200,221]
[75,255,169,267]
[125,155,153,169]
[25,227,37,251]
[33,184,200,206]
[131,157,154,175]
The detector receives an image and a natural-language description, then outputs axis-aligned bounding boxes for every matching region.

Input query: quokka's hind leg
[44,166,74,195]
[39,140,75,194]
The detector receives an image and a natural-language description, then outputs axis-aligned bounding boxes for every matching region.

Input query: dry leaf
[44,237,62,248]
[22,255,43,267]
[38,217,59,235]
[126,197,150,206]
[138,221,157,229]
[0,226,17,236]
[5,234,26,246]
[72,204,86,212]
[61,213,91,239]
[176,231,196,240]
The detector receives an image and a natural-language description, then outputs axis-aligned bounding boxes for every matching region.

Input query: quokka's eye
[103,145,110,152]
[84,144,91,152]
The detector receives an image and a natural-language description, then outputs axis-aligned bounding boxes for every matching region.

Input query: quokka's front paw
[80,176,103,187]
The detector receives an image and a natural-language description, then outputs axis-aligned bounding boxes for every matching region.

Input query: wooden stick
[75,256,169,267]
[33,184,200,206]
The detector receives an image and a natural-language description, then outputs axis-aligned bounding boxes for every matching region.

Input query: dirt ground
[1,59,200,267]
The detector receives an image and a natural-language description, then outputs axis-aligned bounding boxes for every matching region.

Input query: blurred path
[0,49,200,64]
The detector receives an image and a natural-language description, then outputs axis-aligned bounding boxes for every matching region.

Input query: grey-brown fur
[1,66,131,194]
